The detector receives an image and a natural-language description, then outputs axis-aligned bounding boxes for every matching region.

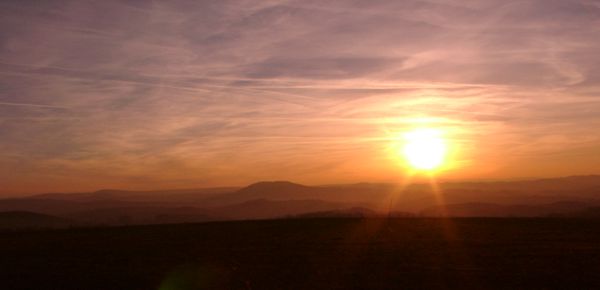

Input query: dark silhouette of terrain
[0,211,71,229]
[291,207,379,218]
[1,176,600,227]
[420,201,594,217]
[3,218,600,289]
[3,177,600,288]
[567,206,600,218]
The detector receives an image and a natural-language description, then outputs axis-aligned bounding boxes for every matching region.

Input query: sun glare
[401,128,447,171]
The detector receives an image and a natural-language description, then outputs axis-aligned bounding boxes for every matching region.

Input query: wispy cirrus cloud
[1,0,600,194]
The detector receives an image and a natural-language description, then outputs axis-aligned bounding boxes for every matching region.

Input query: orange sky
[1,1,600,195]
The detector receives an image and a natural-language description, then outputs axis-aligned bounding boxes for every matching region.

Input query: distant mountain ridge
[240,181,310,193]
[1,175,600,227]
[30,187,238,203]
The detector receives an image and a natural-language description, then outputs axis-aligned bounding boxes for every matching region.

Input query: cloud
[1,0,600,193]
[0,102,68,109]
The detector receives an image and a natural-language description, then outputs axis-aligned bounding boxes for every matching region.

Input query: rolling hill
[1,176,600,227]
[0,211,72,229]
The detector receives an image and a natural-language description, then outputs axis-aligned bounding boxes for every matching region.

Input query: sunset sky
[2,0,600,194]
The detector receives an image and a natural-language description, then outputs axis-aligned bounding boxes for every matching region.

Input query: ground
[2,218,600,289]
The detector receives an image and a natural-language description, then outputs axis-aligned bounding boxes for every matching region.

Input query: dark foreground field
[2,218,600,289]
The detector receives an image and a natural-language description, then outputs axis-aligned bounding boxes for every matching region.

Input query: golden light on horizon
[401,128,447,171]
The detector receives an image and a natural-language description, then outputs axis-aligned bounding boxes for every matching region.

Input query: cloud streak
[1,0,600,194]
[0,102,68,109]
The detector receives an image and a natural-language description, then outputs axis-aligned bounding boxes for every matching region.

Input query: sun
[401,128,447,171]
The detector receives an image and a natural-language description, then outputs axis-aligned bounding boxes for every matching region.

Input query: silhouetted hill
[566,206,600,218]
[239,181,310,194]
[200,181,389,207]
[212,198,353,220]
[0,198,159,215]
[50,199,356,225]
[442,175,600,197]
[420,201,594,217]
[31,187,237,203]
[2,175,600,224]
[66,206,213,226]
[0,211,72,229]
[291,207,378,218]
[199,181,320,206]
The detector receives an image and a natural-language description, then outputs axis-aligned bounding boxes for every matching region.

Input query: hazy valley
[2,176,600,229]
